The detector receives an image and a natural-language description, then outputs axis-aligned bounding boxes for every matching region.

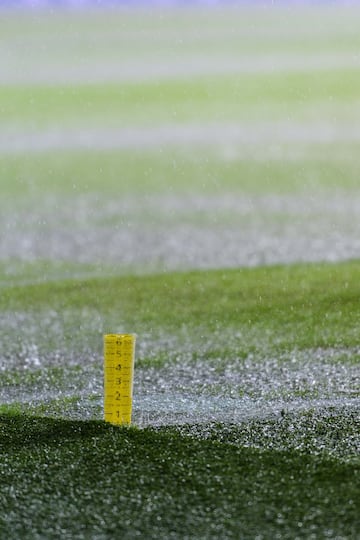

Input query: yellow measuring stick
[103,334,136,425]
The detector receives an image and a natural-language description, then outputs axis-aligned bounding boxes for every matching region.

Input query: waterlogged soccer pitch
[0,6,360,539]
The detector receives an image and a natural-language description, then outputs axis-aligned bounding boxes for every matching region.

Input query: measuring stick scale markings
[104,334,136,425]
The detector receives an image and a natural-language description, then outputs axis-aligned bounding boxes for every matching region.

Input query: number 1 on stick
[104,334,136,425]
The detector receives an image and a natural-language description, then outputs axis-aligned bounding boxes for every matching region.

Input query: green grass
[1,5,360,538]
[2,261,360,352]
[2,147,360,201]
[2,68,360,127]
[0,415,359,540]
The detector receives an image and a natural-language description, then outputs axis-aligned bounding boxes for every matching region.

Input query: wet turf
[0,415,359,540]
[0,263,359,537]
[1,5,360,538]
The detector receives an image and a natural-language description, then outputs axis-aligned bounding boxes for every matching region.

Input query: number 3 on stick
[103,334,136,425]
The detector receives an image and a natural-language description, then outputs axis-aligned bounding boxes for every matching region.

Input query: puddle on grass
[5,370,357,462]
[131,349,360,447]
[1,345,358,443]
[0,311,358,460]
[4,122,360,153]
[1,191,360,272]
[1,309,359,402]
[166,406,360,463]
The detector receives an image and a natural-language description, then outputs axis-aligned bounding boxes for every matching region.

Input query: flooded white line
[131,394,360,428]
[1,388,358,429]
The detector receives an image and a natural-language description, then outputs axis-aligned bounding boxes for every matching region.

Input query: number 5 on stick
[104,334,136,425]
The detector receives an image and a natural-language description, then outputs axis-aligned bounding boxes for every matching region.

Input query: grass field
[0,5,359,539]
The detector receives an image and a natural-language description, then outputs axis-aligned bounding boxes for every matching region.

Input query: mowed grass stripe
[2,68,360,127]
[2,147,360,199]
[1,261,360,353]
